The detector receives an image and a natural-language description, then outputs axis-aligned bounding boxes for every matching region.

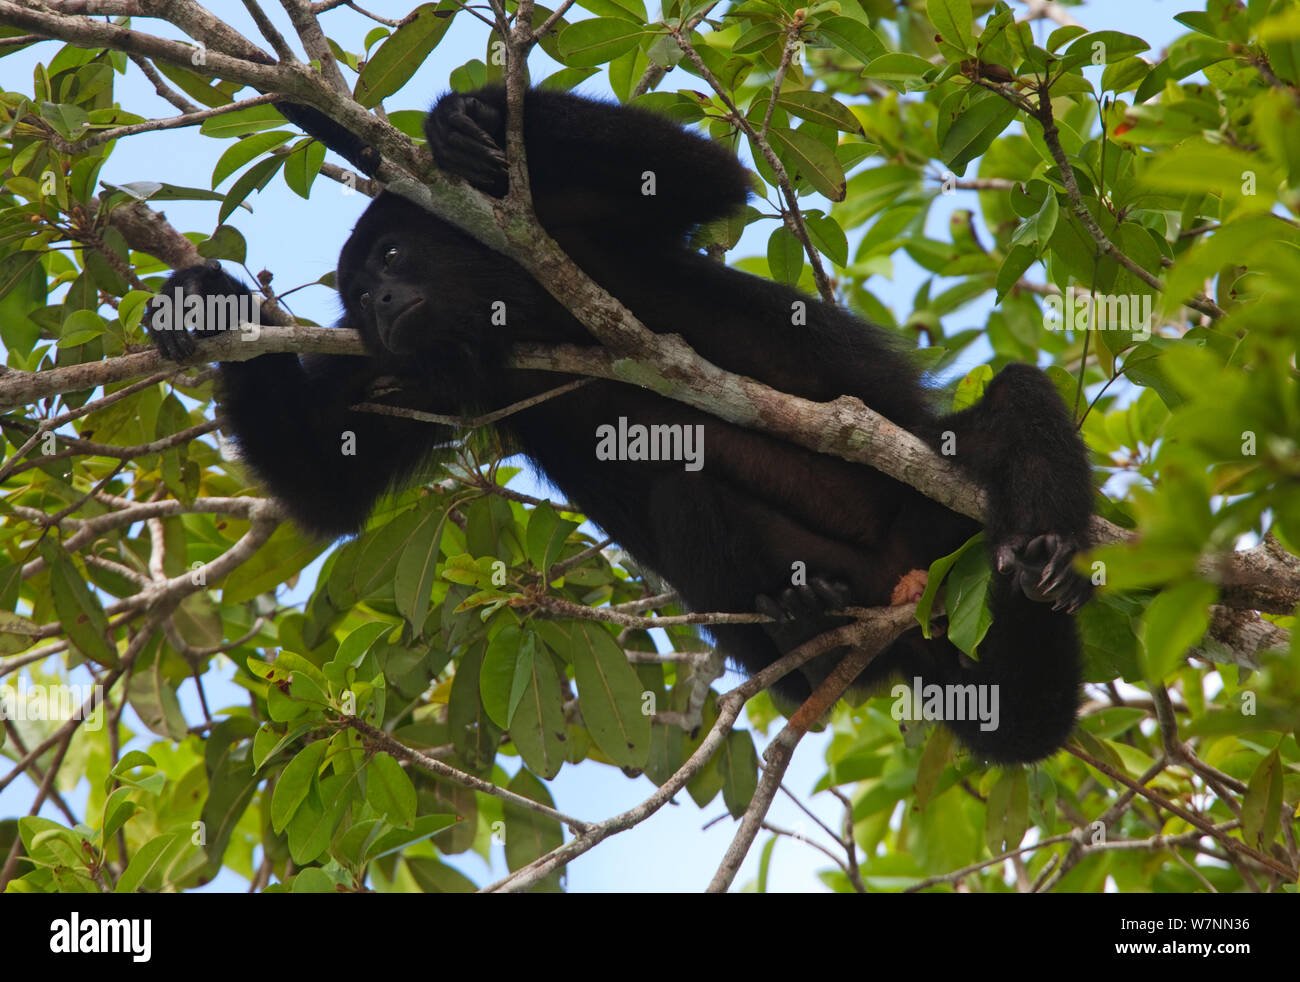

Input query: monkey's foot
[755,576,853,654]
[994,533,1092,612]
[890,568,929,606]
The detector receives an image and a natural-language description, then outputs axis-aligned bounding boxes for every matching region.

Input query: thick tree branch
[0,2,426,176]
[5,319,1299,617]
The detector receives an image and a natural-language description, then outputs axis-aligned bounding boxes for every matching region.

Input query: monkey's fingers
[1010,533,1093,609]
[148,315,197,361]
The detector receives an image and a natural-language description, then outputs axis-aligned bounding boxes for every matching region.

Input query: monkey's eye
[383,247,399,266]
[358,292,371,309]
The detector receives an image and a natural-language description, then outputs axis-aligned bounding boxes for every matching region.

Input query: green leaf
[1046,25,1089,52]
[364,814,459,865]
[197,224,247,263]
[285,772,349,865]
[155,62,241,108]
[114,832,182,893]
[39,101,89,140]
[365,751,417,827]
[199,103,286,138]
[539,66,601,91]
[57,308,105,348]
[507,635,568,779]
[927,0,974,56]
[102,180,231,204]
[766,225,802,284]
[984,769,1028,852]
[481,625,522,728]
[449,59,489,92]
[252,721,318,772]
[585,0,647,18]
[1164,215,1295,313]
[270,739,327,833]
[1062,30,1150,69]
[734,22,783,55]
[219,156,283,223]
[43,540,117,668]
[946,541,993,657]
[221,523,326,605]
[199,718,260,873]
[355,2,459,107]
[567,621,650,768]
[1140,144,1280,217]
[718,729,758,818]
[117,289,153,333]
[211,131,291,187]
[363,26,391,50]
[1140,579,1216,680]
[334,622,392,668]
[392,507,443,628]
[405,855,478,892]
[126,659,188,740]
[101,787,137,842]
[0,252,43,306]
[916,533,983,638]
[773,90,863,133]
[557,18,647,67]
[448,640,502,772]
[290,868,339,892]
[279,650,331,708]
[0,610,41,656]
[765,126,846,200]
[996,243,1037,300]
[1241,747,1283,848]
[1010,189,1059,250]
[914,726,954,808]
[806,212,849,267]
[864,52,936,83]
[351,507,428,601]
[1100,56,1151,94]
[812,16,887,65]
[939,90,1018,176]
[525,501,579,576]
[283,138,326,198]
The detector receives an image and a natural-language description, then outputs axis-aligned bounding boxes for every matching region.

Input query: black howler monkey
[149,86,1095,764]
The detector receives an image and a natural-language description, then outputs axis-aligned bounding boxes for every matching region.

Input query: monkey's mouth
[380,298,426,352]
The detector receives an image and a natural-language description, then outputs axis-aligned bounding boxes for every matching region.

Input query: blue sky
[1,0,1192,892]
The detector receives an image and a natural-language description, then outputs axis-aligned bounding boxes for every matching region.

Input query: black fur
[149,86,1095,764]
[275,100,382,177]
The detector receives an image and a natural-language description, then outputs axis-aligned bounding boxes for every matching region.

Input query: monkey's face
[337,192,504,359]
[337,200,437,354]
[342,239,427,354]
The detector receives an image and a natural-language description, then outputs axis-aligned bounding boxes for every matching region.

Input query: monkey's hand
[995,533,1093,613]
[147,261,254,361]
[425,92,507,196]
